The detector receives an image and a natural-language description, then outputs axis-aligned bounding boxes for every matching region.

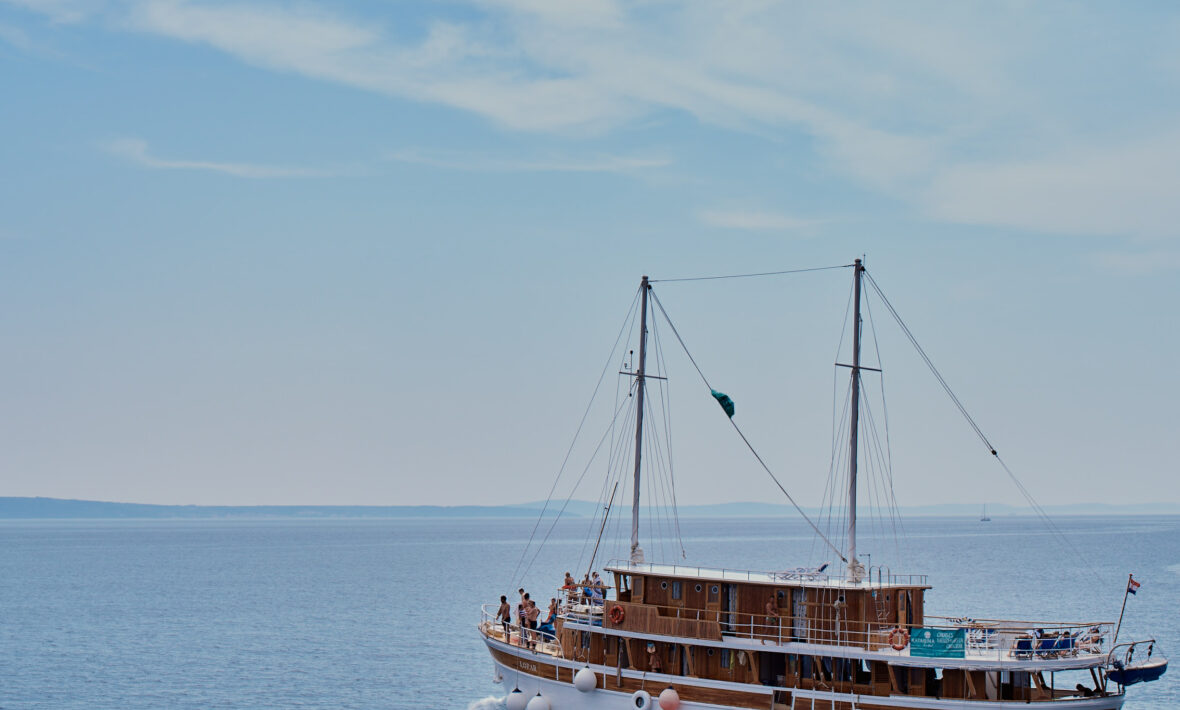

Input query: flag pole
[1112,573,1132,648]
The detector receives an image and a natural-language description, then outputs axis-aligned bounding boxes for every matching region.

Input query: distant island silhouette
[1,497,1177,519]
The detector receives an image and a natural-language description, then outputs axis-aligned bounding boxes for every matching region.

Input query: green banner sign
[909,627,966,658]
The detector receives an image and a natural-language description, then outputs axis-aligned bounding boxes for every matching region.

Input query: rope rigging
[510,287,641,587]
[862,270,1083,560]
[515,260,1083,588]
[649,263,853,283]
[648,289,848,563]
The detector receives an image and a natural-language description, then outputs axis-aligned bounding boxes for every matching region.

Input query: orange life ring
[609,605,626,625]
[889,627,910,651]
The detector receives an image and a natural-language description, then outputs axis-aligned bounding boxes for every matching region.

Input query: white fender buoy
[525,692,550,710]
[631,689,652,709]
[658,687,680,710]
[573,667,597,692]
[506,688,528,710]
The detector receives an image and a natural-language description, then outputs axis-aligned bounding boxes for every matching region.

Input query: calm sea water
[0,515,1175,709]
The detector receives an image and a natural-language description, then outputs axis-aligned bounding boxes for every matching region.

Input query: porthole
[707,648,715,657]
[694,584,702,593]
[660,581,668,590]
[711,585,719,594]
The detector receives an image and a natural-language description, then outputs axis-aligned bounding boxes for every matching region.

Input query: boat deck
[606,560,930,589]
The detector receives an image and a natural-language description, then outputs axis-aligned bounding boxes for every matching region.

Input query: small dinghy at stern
[1107,640,1168,686]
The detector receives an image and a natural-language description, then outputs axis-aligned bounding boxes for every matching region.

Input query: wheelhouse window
[672,581,682,600]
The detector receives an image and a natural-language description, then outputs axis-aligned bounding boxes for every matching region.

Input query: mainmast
[847,258,866,582]
[630,276,651,564]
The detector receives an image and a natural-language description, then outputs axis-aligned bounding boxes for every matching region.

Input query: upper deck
[606,560,930,590]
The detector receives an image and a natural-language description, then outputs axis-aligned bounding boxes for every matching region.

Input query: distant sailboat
[980,503,991,522]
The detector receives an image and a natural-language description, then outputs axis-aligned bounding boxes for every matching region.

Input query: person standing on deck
[764,595,780,643]
[526,600,541,649]
[515,601,527,646]
[495,595,511,640]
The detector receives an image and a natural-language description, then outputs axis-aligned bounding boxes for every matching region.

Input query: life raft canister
[889,627,910,651]
[609,604,626,625]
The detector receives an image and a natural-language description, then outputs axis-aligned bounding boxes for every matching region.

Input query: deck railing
[606,559,928,587]
[565,598,1113,663]
[479,603,563,657]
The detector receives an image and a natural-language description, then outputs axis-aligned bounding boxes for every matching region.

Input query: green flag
[710,389,735,418]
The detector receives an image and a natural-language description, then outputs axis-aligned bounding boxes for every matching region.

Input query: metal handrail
[569,599,1114,661]
[605,559,928,587]
[1107,638,1158,667]
[479,603,563,657]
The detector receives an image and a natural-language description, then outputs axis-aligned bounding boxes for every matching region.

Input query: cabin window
[660,581,668,590]
[707,649,715,657]
[672,581,682,600]
[708,585,720,602]
[621,575,631,592]
[694,583,702,593]
[721,649,731,668]
[635,577,644,597]
[581,631,591,649]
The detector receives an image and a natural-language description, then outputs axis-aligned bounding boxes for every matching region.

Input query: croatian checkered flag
[1127,575,1141,595]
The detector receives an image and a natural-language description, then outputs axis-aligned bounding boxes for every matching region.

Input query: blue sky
[1,1,1178,508]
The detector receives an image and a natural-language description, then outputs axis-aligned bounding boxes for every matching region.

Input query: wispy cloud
[1,0,94,24]
[15,2,1180,239]
[0,21,33,49]
[104,138,328,178]
[387,148,669,173]
[924,131,1180,239]
[697,209,819,232]
[1088,250,1180,275]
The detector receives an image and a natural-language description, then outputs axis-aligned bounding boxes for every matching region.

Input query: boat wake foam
[466,695,505,710]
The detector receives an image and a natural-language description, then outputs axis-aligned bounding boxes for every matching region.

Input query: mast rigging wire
[648,290,848,563]
[510,287,641,586]
[650,264,853,283]
[518,395,636,584]
[862,270,1082,560]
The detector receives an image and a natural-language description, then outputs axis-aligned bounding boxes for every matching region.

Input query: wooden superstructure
[481,564,1123,708]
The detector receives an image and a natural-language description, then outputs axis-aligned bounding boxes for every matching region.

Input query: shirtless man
[526,600,542,648]
[495,595,511,640]
[764,595,780,643]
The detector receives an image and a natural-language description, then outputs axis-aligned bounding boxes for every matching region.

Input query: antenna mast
[847,259,866,582]
[630,276,650,564]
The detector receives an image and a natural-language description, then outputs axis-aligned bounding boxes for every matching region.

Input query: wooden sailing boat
[479,260,1164,710]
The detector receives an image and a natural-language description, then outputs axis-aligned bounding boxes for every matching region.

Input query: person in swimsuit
[526,600,541,648]
[515,602,526,646]
[495,595,511,640]
[763,595,781,643]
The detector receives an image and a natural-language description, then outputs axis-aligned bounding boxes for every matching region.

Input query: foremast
[847,258,866,583]
[630,275,651,564]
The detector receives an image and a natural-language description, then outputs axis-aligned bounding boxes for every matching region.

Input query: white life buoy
[632,689,652,709]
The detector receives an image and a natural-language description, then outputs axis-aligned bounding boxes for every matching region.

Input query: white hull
[485,636,1125,710]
